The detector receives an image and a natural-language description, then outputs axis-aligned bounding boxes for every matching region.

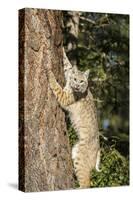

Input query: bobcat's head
[69,67,90,94]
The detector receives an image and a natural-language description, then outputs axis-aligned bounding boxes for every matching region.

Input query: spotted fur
[47,49,101,188]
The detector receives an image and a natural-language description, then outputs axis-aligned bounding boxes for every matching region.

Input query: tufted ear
[72,65,78,73]
[84,69,90,78]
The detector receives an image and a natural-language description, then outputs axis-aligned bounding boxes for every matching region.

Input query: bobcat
[47,49,101,188]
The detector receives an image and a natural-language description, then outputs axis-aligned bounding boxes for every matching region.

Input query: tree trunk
[19,8,74,192]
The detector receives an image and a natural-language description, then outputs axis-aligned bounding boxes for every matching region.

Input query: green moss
[67,120,78,147]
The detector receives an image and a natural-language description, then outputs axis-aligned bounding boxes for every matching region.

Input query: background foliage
[63,11,129,187]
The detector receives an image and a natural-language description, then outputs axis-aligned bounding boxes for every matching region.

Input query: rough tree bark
[19,8,74,192]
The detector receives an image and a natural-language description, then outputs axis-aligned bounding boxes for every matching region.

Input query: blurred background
[63,11,129,187]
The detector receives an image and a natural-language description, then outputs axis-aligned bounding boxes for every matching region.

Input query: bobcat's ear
[84,69,90,78]
[72,65,78,73]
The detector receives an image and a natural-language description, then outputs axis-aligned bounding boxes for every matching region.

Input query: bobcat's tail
[95,150,102,172]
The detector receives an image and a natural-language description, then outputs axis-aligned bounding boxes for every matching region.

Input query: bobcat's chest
[68,99,89,129]
[68,99,85,116]
[67,97,98,138]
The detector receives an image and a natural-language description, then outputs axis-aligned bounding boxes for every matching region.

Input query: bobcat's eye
[80,80,84,83]
[74,78,77,81]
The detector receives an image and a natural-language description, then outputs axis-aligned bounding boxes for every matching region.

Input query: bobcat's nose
[75,85,80,91]
[75,85,79,89]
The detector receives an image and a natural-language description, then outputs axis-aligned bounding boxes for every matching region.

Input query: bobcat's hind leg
[72,143,91,188]
[74,157,91,188]
[79,172,91,189]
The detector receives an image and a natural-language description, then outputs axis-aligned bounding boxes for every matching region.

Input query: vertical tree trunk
[19,8,74,192]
